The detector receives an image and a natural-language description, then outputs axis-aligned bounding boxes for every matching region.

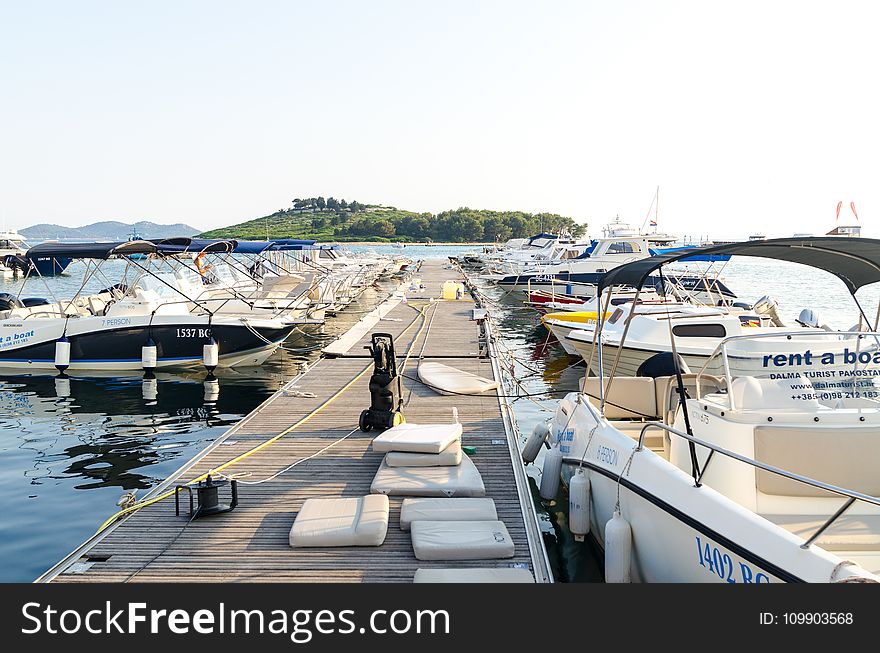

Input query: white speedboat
[536,237,880,582]
[564,298,847,377]
[0,240,301,372]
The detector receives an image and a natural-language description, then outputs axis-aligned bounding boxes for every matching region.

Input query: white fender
[522,420,550,463]
[605,510,633,583]
[569,467,591,541]
[54,337,71,372]
[203,337,219,371]
[142,338,157,370]
[539,443,563,500]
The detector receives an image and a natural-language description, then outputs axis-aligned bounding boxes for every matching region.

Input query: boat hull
[0,315,295,371]
[548,393,874,582]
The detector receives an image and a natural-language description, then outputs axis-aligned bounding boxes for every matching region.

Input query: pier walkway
[43,259,551,583]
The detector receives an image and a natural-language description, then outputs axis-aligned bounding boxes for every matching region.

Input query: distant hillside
[200,196,586,243]
[21,220,200,241]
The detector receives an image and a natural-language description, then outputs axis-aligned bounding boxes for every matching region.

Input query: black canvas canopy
[598,237,880,296]
[156,238,236,254]
[26,240,158,260]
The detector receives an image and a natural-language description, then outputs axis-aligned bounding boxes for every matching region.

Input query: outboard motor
[796,308,832,331]
[752,295,785,327]
[636,352,692,378]
[795,308,819,328]
[0,293,24,311]
[359,333,405,432]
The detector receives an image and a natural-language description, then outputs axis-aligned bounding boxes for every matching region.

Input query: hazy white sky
[1,1,878,237]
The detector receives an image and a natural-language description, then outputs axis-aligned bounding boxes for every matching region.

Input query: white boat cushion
[582,376,659,419]
[371,454,485,497]
[410,520,515,560]
[731,376,820,411]
[754,425,880,497]
[413,568,534,583]
[399,497,497,531]
[385,440,462,467]
[371,422,463,454]
[417,361,500,395]
[289,495,389,547]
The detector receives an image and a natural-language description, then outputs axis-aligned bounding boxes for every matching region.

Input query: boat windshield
[696,330,880,410]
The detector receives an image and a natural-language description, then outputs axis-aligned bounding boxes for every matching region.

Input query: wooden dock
[41,259,552,583]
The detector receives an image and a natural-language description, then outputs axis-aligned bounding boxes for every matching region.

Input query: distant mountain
[20,220,200,241]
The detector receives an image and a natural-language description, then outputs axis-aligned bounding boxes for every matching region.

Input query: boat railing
[635,421,880,548]
[694,329,880,410]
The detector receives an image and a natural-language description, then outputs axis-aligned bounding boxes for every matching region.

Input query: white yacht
[533,237,880,582]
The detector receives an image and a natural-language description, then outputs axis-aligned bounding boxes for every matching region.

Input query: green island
[199,196,587,243]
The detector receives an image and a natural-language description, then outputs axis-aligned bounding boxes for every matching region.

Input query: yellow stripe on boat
[541,311,610,326]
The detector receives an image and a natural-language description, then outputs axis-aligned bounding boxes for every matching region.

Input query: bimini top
[26,240,158,260]
[156,238,237,254]
[598,236,880,296]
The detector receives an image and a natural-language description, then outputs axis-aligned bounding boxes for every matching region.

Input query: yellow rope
[95,302,435,533]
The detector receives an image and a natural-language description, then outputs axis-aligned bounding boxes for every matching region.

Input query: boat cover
[399,497,497,531]
[370,454,485,497]
[410,520,514,560]
[417,362,500,396]
[385,440,462,467]
[289,495,389,547]
[371,422,462,454]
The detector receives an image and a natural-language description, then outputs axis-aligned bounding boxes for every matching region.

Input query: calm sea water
[1,245,876,581]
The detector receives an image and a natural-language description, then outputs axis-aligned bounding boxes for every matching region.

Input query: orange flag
[836,201,843,220]
[851,201,859,221]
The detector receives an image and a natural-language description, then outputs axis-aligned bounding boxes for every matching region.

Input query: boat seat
[399,497,497,531]
[763,514,880,551]
[582,376,659,419]
[87,297,107,316]
[371,422,463,454]
[289,495,389,547]
[754,425,880,497]
[654,374,726,422]
[371,454,485,497]
[385,440,462,467]
[410,520,515,560]
[413,568,534,583]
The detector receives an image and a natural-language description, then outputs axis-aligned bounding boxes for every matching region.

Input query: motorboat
[564,298,834,377]
[535,237,880,582]
[492,234,736,306]
[0,230,72,277]
[0,240,303,371]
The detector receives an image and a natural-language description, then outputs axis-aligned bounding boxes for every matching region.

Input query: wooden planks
[48,260,550,583]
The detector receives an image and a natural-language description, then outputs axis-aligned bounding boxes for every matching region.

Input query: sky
[1,0,879,238]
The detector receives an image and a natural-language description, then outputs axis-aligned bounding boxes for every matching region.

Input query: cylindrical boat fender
[142,376,158,402]
[539,443,563,501]
[569,468,591,541]
[203,337,219,372]
[142,338,157,371]
[522,419,550,463]
[54,336,71,372]
[54,375,71,399]
[308,285,321,301]
[605,510,633,583]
